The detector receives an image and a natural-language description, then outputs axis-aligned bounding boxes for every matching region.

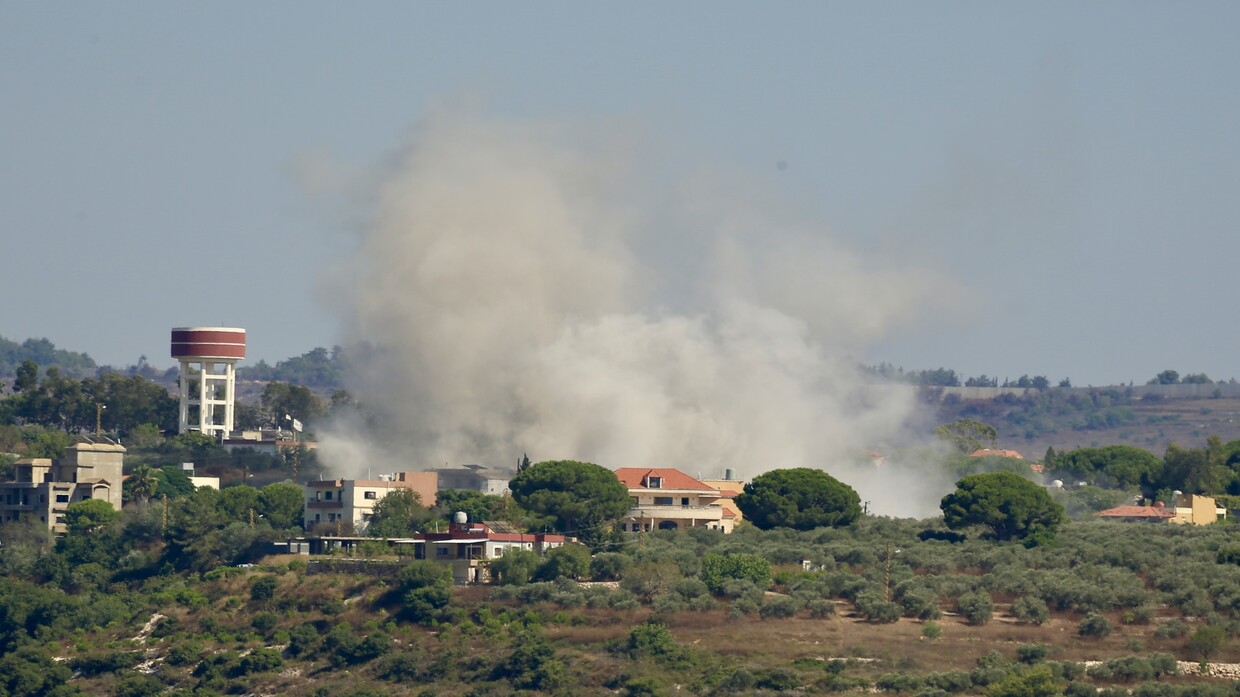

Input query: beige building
[1171,493,1226,525]
[614,467,734,533]
[303,471,438,532]
[0,440,125,532]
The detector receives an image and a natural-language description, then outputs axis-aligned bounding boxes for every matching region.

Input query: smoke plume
[317,109,959,516]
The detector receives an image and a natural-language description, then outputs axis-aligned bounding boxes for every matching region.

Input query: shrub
[855,591,902,624]
[759,596,802,619]
[251,612,278,634]
[1187,625,1227,660]
[957,591,994,626]
[807,599,837,618]
[875,672,922,693]
[248,575,279,602]
[234,647,283,676]
[1015,644,1047,664]
[700,553,772,593]
[922,621,943,640]
[1078,612,1113,638]
[590,552,630,581]
[1011,596,1049,625]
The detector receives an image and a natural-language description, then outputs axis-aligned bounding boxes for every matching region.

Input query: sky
[2,2,1238,388]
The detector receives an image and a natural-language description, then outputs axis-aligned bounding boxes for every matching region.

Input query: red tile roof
[969,449,1025,459]
[614,467,715,491]
[1097,505,1175,520]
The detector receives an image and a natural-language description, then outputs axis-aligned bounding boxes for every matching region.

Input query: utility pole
[95,403,107,435]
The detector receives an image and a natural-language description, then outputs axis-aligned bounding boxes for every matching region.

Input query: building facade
[434,464,514,495]
[0,441,125,532]
[303,471,438,532]
[614,467,733,533]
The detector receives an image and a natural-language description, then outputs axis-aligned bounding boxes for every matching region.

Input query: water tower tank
[171,327,246,439]
[454,511,468,525]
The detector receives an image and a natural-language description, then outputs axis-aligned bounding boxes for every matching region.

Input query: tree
[1052,445,1163,489]
[366,488,433,537]
[433,489,504,524]
[258,483,305,529]
[393,560,453,623]
[490,547,540,585]
[734,468,861,530]
[935,418,998,454]
[63,499,120,535]
[533,543,592,581]
[13,360,37,393]
[508,460,630,533]
[699,553,772,592]
[125,465,159,505]
[1149,370,1180,385]
[260,382,321,429]
[940,471,1066,542]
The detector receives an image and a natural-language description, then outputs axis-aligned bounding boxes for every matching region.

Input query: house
[1097,504,1177,523]
[698,476,745,526]
[303,471,438,532]
[0,439,125,533]
[1171,493,1226,525]
[412,517,568,583]
[969,449,1024,460]
[614,467,733,533]
[434,464,514,495]
[306,517,568,584]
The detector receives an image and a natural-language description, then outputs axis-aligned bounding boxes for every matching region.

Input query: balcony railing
[306,500,344,509]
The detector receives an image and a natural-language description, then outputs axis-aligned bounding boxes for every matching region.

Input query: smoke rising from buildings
[318,109,961,517]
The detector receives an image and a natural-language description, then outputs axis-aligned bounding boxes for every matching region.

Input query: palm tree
[126,465,159,505]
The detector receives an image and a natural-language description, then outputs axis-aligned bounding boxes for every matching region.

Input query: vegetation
[941,471,1067,543]
[508,460,631,536]
[735,467,862,530]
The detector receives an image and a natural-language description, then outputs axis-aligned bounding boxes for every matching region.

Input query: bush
[1015,644,1048,664]
[807,599,837,618]
[875,672,922,693]
[855,591,902,624]
[248,574,279,602]
[1078,612,1113,638]
[1187,625,1227,660]
[700,553,772,593]
[922,621,942,640]
[957,591,993,626]
[1011,596,1049,625]
[759,596,802,619]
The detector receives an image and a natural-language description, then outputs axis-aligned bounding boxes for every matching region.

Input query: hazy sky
[3,2,1237,387]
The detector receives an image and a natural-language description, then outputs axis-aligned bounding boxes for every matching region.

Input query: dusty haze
[317,109,963,517]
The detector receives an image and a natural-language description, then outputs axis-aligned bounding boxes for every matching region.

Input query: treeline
[0,335,96,378]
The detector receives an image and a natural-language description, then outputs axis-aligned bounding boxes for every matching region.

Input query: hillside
[934,385,1240,460]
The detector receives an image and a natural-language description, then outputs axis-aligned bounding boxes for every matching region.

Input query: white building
[303,471,438,532]
[614,467,734,533]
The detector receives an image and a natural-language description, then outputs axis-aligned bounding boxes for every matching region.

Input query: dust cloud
[315,108,960,517]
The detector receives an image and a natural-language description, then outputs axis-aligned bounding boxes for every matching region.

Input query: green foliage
[490,548,540,585]
[1053,445,1163,489]
[491,633,566,690]
[366,488,433,537]
[63,499,120,535]
[854,591,902,623]
[936,418,999,453]
[433,488,505,524]
[258,482,306,529]
[533,543,592,581]
[0,337,96,377]
[393,559,453,622]
[508,460,630,533]
[922,620,943,640]
[249,575,279,602]
[735,468,861,530]
[699,553,772,592]
[1077,612,1113,638]
[985,665,1062,697]
[957,591,994,626]
[1186,625,1227,660]
[1011,596,1050,625]
[941,471,1066,541]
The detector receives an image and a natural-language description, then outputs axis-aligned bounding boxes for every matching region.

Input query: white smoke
[316,108,961,517]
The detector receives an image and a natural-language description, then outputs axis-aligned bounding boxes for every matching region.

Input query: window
[324,491,333,501]
[55,494,69,503]
[314,514,321,522]
[436,546,450,557]
[364,491,377,500]
[647,476,662,488]
[681,497,689,506]
[653,497,673,506]
[494,547,505,557]
[361,513,372,521]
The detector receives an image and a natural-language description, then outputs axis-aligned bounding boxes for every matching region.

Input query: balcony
[306,500,343,509]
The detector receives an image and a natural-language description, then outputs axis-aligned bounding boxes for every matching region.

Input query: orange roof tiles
[1097,505,1175,519]
[969,449,1025,459]
[614,467,716,491]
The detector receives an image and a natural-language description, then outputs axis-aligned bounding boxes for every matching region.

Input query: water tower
[171,327,246,438]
